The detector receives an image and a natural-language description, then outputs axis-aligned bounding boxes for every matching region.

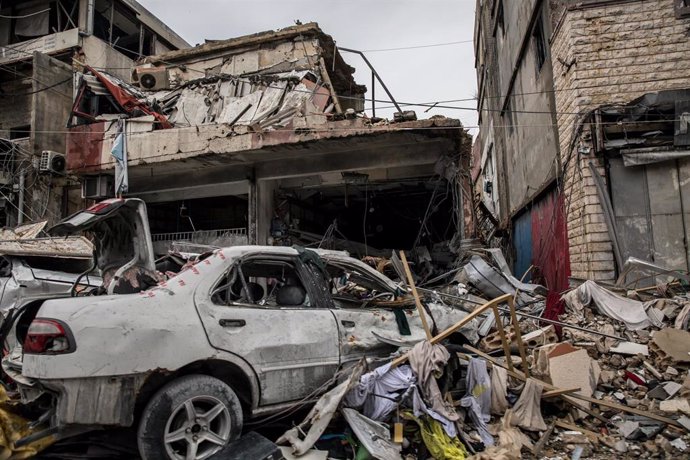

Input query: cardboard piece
[548,346,600,416]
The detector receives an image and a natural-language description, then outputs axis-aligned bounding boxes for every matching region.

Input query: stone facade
[551,0,690,280]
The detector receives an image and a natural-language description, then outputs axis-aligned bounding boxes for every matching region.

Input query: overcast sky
[138,0,479,134]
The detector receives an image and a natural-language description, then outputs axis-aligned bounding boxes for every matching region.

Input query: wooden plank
[400,251,432,341]
[465,345,682,428]
[543,387,581,398]
[390,294,512,368]
[491,304,514,372]
[508,296,530,377]
[318,57,343,114]
[554,420,602,443]
[465,346,608,424]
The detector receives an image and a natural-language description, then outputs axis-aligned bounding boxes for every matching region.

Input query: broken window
[325,261,395,308]
[93,0,144,59]
[9,125,30,140]
[532,14,547,71]
[212,258,310,308]
[676,0,690,18]
[275,178,456,257]
[0,0,79,45]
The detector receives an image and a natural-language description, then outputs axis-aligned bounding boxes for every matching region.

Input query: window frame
[210,253,331,309]
[676,0,690,18]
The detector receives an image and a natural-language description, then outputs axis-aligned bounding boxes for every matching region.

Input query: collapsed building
[0,0,189,227]
[66,23,473,265]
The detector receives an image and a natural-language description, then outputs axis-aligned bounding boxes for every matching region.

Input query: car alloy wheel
[163,395,232,460]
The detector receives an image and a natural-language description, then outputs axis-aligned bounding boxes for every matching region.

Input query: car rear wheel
[137,374,243,460]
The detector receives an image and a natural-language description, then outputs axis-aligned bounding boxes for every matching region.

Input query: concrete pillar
[78,0,94,35]
[247,177,257,244]
[257,179,278,246]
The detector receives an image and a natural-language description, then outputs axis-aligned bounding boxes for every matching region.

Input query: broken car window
[211,258,310,308]
[326,262,396,308]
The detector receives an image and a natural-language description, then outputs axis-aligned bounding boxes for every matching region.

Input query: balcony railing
[152,228,247,243]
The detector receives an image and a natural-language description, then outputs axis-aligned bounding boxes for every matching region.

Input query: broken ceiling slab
[0,221,47,241]
[651,328,690,363]
[0,236,94,259]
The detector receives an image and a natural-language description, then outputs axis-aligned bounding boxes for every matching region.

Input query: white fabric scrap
[344,362,458,438]
[408,341,459,423]
[510,379,547,431]
[278,361,365,456]
[460,358,494,446]
[562,280,652,330]
[344,362,415,422]
[490,365,510,415]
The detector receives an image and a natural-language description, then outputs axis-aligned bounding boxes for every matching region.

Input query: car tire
[137,374,243,460]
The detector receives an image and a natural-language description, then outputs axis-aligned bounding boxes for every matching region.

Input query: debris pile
[273,250,690,459]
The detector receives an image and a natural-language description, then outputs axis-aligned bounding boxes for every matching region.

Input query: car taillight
[24,319,74,354]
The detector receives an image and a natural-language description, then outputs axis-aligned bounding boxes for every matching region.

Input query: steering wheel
[361,291,396,308]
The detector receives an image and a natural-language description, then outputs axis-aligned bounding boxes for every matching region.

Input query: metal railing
[151,228,247,243]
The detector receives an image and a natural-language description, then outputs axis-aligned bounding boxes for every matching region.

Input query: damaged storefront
[65,23,472,270]
[587,90,690,281]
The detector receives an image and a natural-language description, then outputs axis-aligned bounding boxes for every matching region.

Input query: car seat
[276,285,306,306]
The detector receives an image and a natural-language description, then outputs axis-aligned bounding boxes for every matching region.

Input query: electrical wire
[358,39,474,53]
[97,41,590,117]
[0,76,72,97]
[0,8,50,19]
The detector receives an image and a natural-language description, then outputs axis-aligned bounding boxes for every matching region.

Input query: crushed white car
[1,199,479,460]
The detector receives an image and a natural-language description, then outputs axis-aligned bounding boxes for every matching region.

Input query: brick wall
[551,0,690,281]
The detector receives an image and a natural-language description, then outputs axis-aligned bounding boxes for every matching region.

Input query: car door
[324,259,430,365]
[194,253,340,406]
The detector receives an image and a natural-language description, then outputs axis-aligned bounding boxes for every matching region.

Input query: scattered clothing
[459,358,494,446]
[489,365,510,415]
[408,341,459,423]
[510,379,547,432]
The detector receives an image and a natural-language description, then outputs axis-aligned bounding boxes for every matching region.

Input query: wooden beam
[492,304,514,372]
[554,420,602,443]
[543,387,581,398]
[318,57,343,114]
[391,294,512,368]
[400,251,432,340]
[465,345,682,428]
[508,295,530,377]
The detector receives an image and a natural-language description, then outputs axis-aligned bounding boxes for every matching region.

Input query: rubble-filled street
[0,0,688,459]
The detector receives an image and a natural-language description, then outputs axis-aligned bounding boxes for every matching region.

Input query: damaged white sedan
[1,200,479,460]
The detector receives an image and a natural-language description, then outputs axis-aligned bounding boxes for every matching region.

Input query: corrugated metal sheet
[513,209,532,282]
[610,156,690,276]
[512,189,570,329]
[531,190,570,294]
[66,122,106,172]
[513,189,570,292]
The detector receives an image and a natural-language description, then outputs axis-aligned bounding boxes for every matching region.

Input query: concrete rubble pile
[0,201,688,458]
[269,249,690,460]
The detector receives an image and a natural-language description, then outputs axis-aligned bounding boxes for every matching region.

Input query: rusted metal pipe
[338,47,403,114]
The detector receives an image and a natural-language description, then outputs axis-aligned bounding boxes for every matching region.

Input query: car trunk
[49,198,159,294]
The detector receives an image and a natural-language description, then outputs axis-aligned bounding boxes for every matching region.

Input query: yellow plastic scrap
[418,416,468,460]
[0,387,55,459]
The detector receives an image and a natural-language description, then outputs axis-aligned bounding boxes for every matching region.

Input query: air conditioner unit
[39,151,66,174]
[133,66,170,91]
[82,175,114,200]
